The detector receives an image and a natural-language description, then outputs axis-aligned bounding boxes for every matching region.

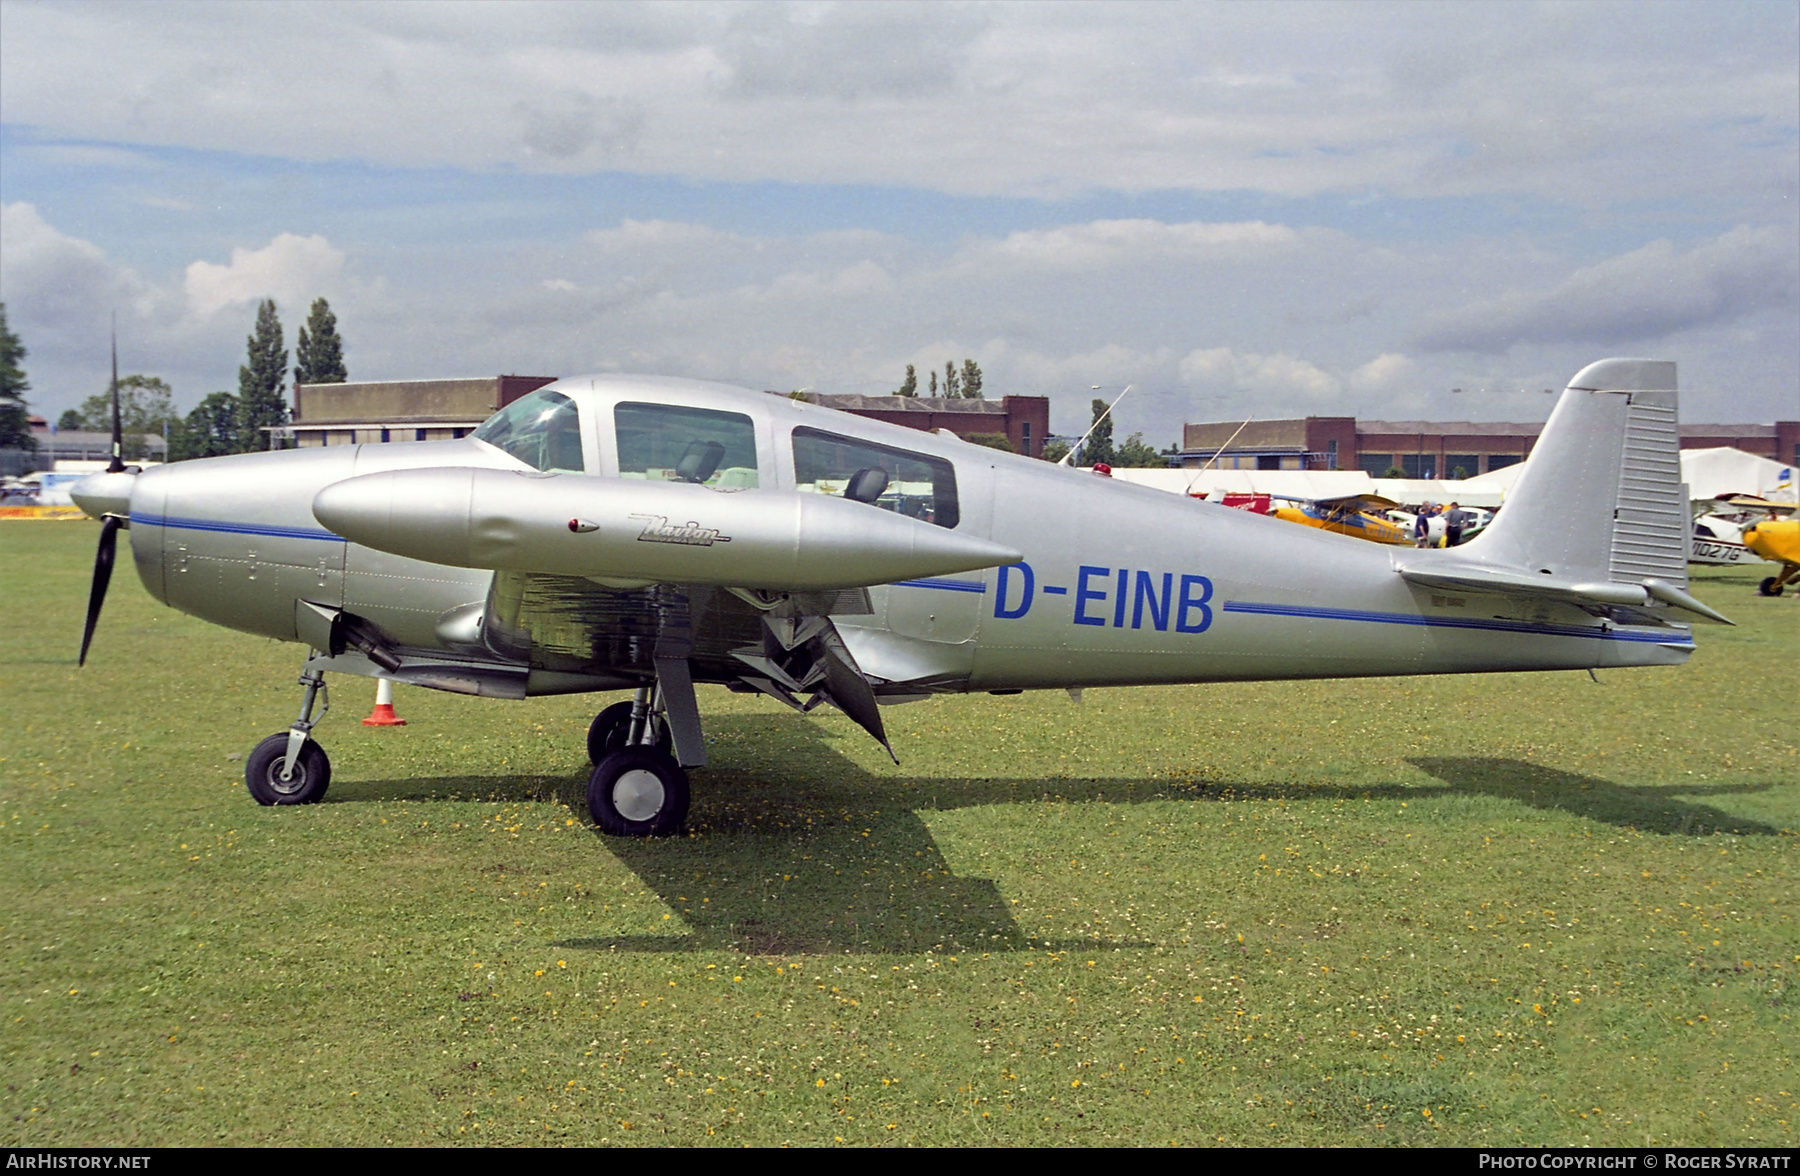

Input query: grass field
[2,519,1795,1147]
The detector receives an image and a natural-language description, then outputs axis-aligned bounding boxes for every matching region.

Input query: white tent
[1679,447,1796,503]
[1114,447,1794,510]
[1458,448,1796,506]
[1108,468,1378,501]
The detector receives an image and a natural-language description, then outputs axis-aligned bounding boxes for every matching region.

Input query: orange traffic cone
[362,677,406,726]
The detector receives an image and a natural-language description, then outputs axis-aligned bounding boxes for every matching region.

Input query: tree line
[1036,398,1171,467]
[895,359,984,399]
[0,297,347,462]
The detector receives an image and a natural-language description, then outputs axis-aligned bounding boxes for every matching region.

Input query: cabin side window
[790,426,960,529]
[614,402,760,488]
[472,388,586,473]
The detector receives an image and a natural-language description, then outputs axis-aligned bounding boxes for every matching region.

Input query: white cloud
[972,220,1300,272]
[1349,352,1415,392]
[0,4,1790,206]
[750,260,895,302]
[583,218,748,253]
[1179,347,1342,401]
[1412,225,1799,352]
[0,201,156,334]
[183,234,346,320]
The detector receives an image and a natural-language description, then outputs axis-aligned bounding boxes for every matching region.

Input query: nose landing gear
[246,666,332,805]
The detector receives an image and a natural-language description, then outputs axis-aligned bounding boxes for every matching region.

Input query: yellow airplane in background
[1741,514,1800,597]
[1270,494,1413,546]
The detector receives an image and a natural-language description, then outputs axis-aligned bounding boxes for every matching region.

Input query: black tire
[586,747,689,837]
[245,733,331,805]
[586,701,669,764]
[1759,576,1784,597]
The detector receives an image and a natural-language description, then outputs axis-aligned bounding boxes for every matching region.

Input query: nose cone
[70,470,137,520]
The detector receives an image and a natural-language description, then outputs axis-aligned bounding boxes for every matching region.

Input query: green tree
[962,432,1014,453]
[0,303,35,451]
[1382,464,1407,479]
[895,364,918,397]
[943,361,961,399]
[960,358,983,399]
[294,297,347,385]
[929,369,938,395]
[1039,439,1071,464]
[1080,397,1115,466]
[77,374,180,459]
[172,392,243,460]
[56,409,83,431]
[1114,432,1167,468]
[237,299,288,451]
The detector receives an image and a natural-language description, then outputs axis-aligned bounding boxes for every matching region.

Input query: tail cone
[362,678,407,727]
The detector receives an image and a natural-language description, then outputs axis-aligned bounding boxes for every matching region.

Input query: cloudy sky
[2,1,1795,442]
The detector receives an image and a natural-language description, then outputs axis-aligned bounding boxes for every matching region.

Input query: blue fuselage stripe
[1221,600,1688,645]
[131,513,345,543]
[892,578,987,594]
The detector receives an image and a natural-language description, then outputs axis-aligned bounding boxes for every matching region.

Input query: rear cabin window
[472,388,586,473]
[791,426,959,529]
[614,402,759,488]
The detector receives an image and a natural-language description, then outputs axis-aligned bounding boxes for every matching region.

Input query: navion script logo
[630,514,733,547]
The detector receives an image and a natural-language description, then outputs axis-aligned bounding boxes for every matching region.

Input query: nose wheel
[587,747,689,837]
[246,734,331,805]
[245,663,333,806]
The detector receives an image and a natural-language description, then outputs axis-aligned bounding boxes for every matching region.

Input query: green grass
[2,519,1795,1147]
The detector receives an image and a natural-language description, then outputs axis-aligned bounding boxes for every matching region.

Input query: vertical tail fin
[1402,357,1730,625]
[1470,358,1687,588]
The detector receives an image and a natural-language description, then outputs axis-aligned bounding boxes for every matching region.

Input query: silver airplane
[71,357,1728,838]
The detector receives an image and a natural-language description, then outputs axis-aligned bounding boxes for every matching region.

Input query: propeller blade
[78,515,121,667]
[107,317,124,473]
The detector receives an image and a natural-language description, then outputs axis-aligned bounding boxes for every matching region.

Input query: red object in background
[362,678,406,727]
[1218,492,1272,514]
[1091,462,1113,477]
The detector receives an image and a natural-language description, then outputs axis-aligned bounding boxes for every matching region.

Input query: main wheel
[586,747,689,837]
[1759,576,1785,597]
[586,702,670,764]
[245,733,331,805]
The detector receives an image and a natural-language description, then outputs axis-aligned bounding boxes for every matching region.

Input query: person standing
[1444,501,1469,547]
[1414,502,1434,548]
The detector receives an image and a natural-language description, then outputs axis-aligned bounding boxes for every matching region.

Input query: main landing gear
[246,666,332,805]
[586,676,698,838]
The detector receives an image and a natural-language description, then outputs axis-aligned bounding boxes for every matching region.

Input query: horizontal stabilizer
[1397,565,1732,625]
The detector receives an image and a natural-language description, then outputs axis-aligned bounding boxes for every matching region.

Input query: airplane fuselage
[108,374,1692,706]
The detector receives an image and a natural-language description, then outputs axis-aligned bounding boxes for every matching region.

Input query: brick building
[797,394,1052,458]
[286,376,557,447]
[1179,415,1799,478]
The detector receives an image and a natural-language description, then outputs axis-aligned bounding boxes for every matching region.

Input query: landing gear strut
[587,679,694,837]
[586,694,669,764]
[246,666,332,805]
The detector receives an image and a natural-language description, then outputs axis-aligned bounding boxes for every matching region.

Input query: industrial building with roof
[1177,415,1799,478]
[279,377,1052,458]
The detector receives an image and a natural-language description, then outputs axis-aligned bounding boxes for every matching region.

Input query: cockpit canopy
[471,378,963,529]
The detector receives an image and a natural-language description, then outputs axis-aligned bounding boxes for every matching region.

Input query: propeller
[78,515,121,667]
[78,318,127,666]
[106,316,124,474]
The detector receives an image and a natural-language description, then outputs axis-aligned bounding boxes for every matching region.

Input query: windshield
[472,389,586,473]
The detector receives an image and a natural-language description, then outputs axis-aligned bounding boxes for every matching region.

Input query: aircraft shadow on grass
[327,715,1785,955]
[1408,757,1784,838]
